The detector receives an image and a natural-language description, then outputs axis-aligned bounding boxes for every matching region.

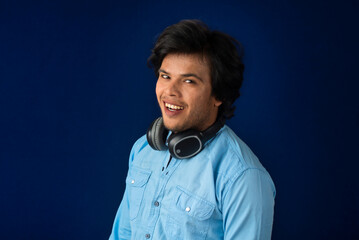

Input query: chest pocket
[125,166,151,220]
[174,186,215,220]
[166,186,215,239]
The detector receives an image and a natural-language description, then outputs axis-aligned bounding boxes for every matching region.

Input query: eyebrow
[158,69,204,82]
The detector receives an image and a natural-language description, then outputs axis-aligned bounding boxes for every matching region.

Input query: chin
[163,120,185,132]
[164,123,180,132]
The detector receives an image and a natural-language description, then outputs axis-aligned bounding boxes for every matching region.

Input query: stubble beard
[162,112,207,133]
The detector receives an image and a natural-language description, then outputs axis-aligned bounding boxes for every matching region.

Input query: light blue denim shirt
[109,125,276,240]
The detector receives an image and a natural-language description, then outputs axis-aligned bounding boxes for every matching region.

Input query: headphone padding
[147,117,168,151]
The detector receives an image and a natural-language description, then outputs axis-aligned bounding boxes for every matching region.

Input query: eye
[184,79,195,84]
[160,74,170,79]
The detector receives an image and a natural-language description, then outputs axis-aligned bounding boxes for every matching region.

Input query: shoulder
[128,134,168,169]
[129,135,149,163]
[206,125,265,171]
[205,125,275,187]
[206,125,276,200]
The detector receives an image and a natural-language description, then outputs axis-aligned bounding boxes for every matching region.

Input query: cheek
[185,91,207,109]
[155,82,161,99]
[197,89,212,102]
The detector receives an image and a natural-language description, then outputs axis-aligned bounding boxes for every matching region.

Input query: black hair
[148,19,244,120]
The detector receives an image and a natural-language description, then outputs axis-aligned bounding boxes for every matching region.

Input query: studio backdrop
[0,0,358,239]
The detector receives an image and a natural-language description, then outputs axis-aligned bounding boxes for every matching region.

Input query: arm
[109,187,131,240]
[223,168,275,240]
[109,138,142,240]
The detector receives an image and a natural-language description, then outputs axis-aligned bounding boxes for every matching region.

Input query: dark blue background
[1,0,358,239]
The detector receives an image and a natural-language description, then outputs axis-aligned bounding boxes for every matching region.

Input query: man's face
[156,53,222,132]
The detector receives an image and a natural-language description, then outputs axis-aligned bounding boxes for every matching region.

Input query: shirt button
[154,201,159,207]
[185,207,191,212]
[145,233,150,239]
[131,180,135,184]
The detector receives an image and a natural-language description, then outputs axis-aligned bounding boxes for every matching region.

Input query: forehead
[160,53,211,78]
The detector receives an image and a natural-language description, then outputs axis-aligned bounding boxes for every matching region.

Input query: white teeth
[165,102,184,110]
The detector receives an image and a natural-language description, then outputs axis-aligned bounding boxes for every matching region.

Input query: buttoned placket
[145,153,181,238]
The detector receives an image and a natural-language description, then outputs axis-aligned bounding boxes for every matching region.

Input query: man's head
[148,20,244,132]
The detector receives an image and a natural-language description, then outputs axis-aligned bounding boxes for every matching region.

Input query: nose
[164,79,181,97]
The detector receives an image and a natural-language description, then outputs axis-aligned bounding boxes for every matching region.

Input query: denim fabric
[109,125,276,240]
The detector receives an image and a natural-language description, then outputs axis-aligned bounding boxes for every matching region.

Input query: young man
[109,20,275,240]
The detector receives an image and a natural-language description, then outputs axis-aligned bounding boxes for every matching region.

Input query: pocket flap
[174,186,215,221]
[126,166,151,187]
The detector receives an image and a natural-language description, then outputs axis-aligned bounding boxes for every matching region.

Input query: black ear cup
[168,130,203,159]
[147,117,169,151]
[147,117,224,159]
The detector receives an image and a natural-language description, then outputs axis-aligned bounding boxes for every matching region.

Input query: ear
[214,98,222,107]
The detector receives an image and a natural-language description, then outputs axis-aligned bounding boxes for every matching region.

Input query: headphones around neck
[146,117,224,159]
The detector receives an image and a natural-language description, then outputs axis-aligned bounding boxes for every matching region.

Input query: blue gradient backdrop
[1,0,358,239]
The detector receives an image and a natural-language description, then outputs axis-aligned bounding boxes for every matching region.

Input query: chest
[127,150,223,239]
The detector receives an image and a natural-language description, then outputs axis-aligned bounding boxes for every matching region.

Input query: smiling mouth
[165,102,184,111]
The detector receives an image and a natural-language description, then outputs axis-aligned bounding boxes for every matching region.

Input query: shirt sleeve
[222,168,276,240]
[109,187,131,240]
[109,138,144,240]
